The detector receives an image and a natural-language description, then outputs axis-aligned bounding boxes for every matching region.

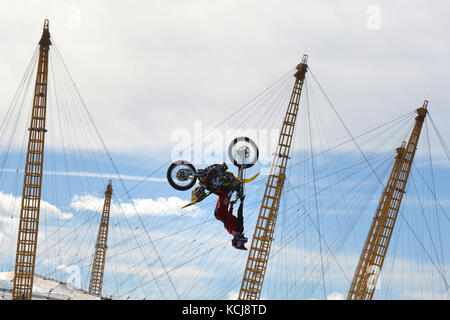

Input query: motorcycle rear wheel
[167,160,198,191]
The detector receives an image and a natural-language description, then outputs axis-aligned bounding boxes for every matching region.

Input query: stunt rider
[191,163,248,250]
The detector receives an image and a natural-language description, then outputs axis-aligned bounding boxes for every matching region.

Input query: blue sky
[0,1,449,300]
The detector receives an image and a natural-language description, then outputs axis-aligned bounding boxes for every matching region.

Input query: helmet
[191,186,206,202]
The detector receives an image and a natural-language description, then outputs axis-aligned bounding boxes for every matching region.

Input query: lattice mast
[89,180,113,296]
[238,55,308,300]
[12,20,52,300]
[347,101,428,300]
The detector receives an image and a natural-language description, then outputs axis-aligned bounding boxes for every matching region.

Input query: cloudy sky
[0,1,448,300]
[1,0,449,155]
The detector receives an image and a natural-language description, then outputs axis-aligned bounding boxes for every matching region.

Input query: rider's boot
[232,232,248,250]
[237,233,248,242]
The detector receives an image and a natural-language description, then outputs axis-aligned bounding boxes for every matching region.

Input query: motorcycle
[166,137,260,208]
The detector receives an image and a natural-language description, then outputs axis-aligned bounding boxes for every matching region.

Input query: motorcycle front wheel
[228,137,259,169]
[167,160,198,191]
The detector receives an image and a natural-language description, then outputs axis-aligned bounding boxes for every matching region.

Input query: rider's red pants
[214,190,240,235]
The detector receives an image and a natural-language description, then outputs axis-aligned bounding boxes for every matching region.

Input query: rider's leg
[214,189,231,223]
[214,190,242,235]
[231,199,248,249]
[236,200,244,234]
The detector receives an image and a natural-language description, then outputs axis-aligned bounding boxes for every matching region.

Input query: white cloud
[408,290,450,300]
[70,194,203,217]
[0,168,166,183]
[327,292,345,300]
[226,291,239,300]
[40,199,74,220]
[0,191,73,241]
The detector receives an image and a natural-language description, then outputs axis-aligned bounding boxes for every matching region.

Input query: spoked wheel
[167,160,197,191]
[228,137,259,169]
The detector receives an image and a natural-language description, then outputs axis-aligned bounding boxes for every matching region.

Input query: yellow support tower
[12,20,52,300]
[89,180,113,296]
[238,55,308,300]
[347,100,428,300]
